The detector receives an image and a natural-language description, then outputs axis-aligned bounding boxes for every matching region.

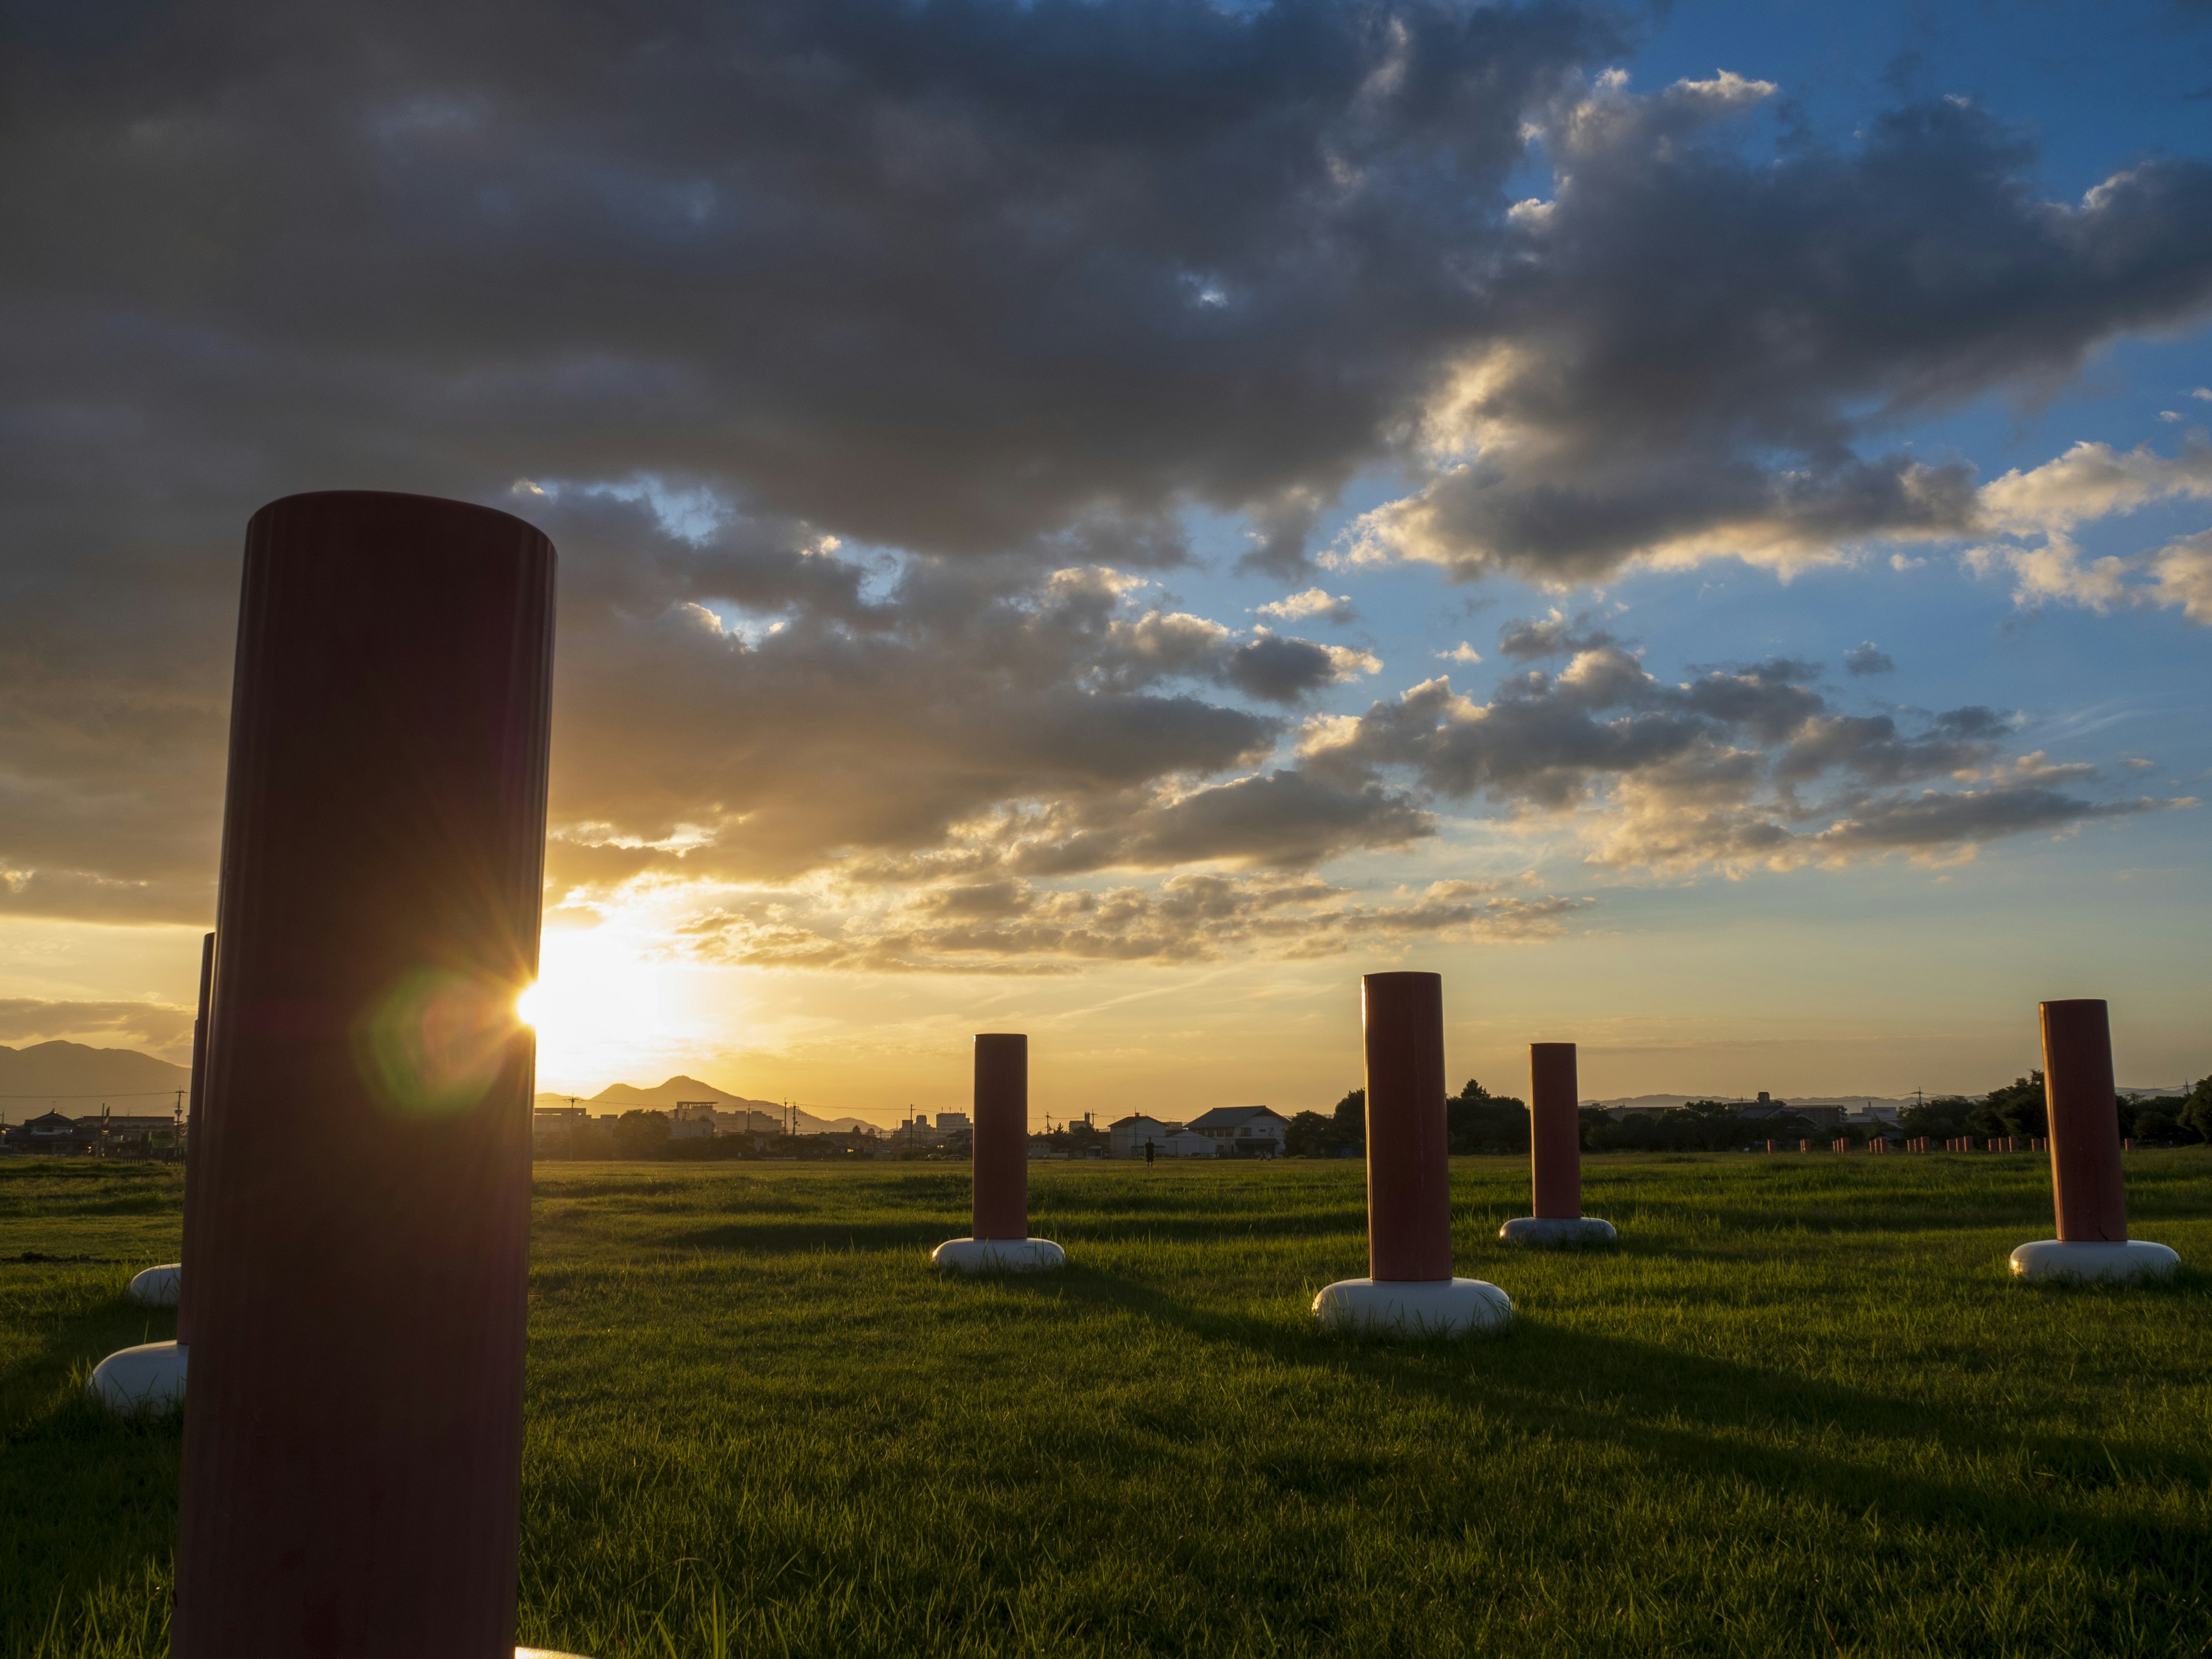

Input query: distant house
[1187,1105,1289,1158]
[1160,1129,1216,1158]
[1107,1114,1181,1158]
[937,1112,971,1132]
[1027,1134,1067,1160]
[24,1111,83,1152]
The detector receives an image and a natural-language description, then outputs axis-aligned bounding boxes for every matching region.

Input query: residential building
[1187,1105,1289,1158]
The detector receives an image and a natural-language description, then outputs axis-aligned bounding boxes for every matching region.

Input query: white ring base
[127,1263,181,1308]
[87,1339,187,1413]
[931,1237,1067,1273]
[1498,1217,1618,1247]
[1312,1277,1514,1338]
[2009,1239,2180,1282]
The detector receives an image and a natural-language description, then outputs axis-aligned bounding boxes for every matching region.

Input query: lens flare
[353,967,527,1118]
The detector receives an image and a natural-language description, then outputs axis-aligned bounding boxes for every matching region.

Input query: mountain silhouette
[0,1040,192,1115]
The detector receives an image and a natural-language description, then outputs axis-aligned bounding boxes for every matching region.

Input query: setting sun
[518,926,710,1089]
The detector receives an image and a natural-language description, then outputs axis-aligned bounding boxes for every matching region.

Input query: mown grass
[5,1150,2210,1657]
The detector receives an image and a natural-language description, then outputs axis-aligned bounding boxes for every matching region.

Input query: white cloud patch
[1965,439,2212,619]
[1256,588,1357,624]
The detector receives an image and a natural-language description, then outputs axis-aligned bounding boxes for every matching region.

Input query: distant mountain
[0,1040,191,1115]
[535,1075,877,1135]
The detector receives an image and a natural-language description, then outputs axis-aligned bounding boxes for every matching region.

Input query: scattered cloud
[0,998,194,1056]
[1497,610,1621,660]
[1843,642,1896,676]
[1965,439,2212,619]
[1438,642,1484,664]
[675,871,1588,973]
[1334,74,2212,587]
[1299,649,2171,874]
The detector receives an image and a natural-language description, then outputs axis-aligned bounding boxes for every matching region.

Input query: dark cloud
[1844,642,1896,676]
[1224,635,1367,703]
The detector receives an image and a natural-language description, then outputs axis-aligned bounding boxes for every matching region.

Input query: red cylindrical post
[175,931,215,1346]
[173,493,555,1659]
[1363,972,1452,1282]
[2042,999,2126,1243]
[972,1035,1028,1241]
[1528,1043,1580,1219]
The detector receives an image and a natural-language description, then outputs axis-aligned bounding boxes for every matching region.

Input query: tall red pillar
[1313,972,1511,1334]
[172,492,555,1659]
[1529,1043,1581,1220]
[2041,999,2126,1243]
[1362,972,1451,1282]
[972,1035,1028,1241]
[2010,998,2179,1282]
[176,931,215,1345]
[1500,1039,1616,1245]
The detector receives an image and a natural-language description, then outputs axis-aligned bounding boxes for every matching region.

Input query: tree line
[1279,1074,2212,1156]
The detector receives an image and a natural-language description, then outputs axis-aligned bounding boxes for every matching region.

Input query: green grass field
[5,1150,2210,1658]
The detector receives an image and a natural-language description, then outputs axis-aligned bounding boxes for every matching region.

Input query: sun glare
[521,929,699,1086]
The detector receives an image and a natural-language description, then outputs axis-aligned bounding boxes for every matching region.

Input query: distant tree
[1283,1111,1341,1158]
[613,1108,671,1159]
[1971,1073,2048,1140]
[1577,1105,1611,1151]
[2177,1078,2212,1145]
[1900,1094,1976,1141]
[1446,1078,1528,1154]
[2127,1105,2182,1144]
[1048,1121,1109,1156]
[1332,1088,1366,1151]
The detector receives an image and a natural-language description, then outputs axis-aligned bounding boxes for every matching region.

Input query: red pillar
[1363,972,1452,1282]
[175,931,215,1346]
[1528,1043,1581,1219]
[173,493,555,1659]
[2042,999,2126,1243]
[972,1035,1028,1241]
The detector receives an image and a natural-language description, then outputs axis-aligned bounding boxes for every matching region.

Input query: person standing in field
[1145,1138,1156,1166]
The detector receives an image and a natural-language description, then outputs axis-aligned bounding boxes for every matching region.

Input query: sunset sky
[5,0,2210,1126]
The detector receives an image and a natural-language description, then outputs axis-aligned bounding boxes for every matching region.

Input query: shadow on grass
[978,1262,2212,1558]
[669,1208,1373,1257]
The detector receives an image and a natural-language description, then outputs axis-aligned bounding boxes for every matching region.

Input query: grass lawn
[5,1149,2210,1658]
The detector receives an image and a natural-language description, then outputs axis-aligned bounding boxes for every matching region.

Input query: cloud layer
[3,0,2205,956]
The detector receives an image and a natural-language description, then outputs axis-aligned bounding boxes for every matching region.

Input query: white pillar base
[1312,1277,1513,1338]
[2009,1239,2181,1282]
[1498,1217,1618,1247]
[518,1649,596,1657]
[87,1339,187,1413]
[931,1237,1067,1273]
[126,1263,182,1307]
